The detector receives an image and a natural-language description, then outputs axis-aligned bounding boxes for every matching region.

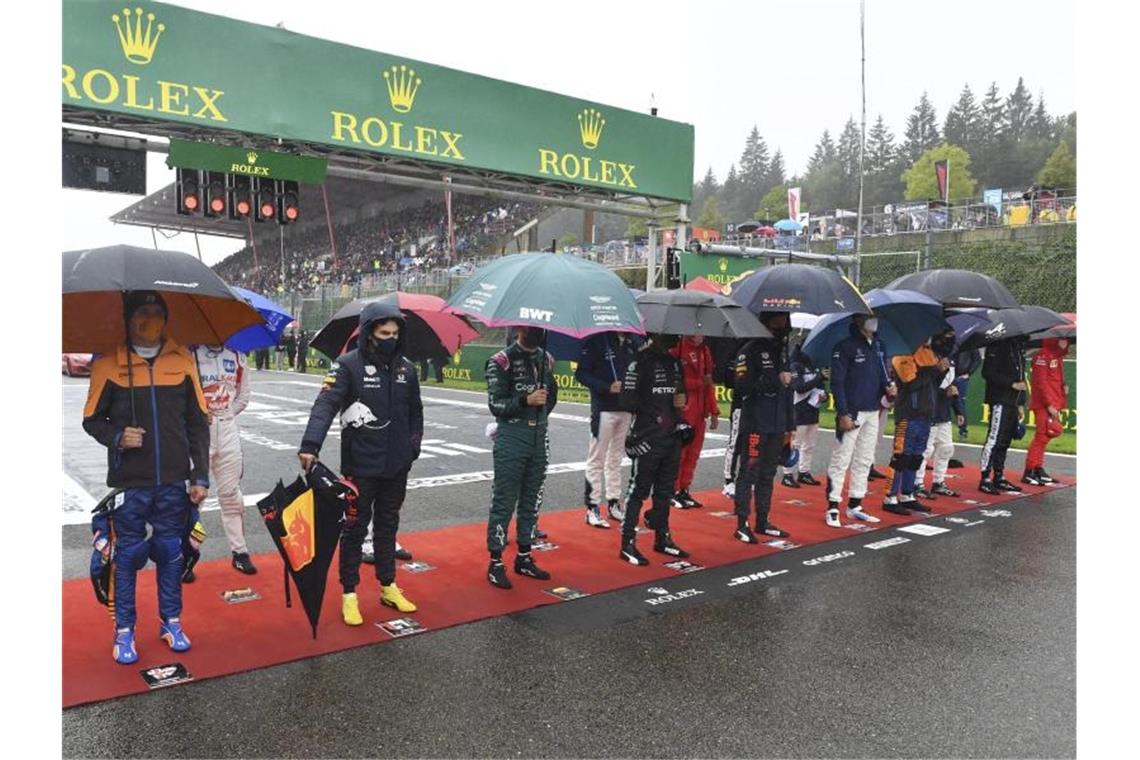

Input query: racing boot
[994,477,1023,493]
[620,538,650,566]
[394,542,413,562]
[487,560,512,589]
[341,593,364,625]
[653,531,689,559]
[232,552,258,575]
[781,474,800,489]
[380,584,417,613]
[514,553,551,580]
[159,617,192,652]
[798,472,822,486]
[734,522,759,544]
[607,499,625,522]
[113,627,138,665]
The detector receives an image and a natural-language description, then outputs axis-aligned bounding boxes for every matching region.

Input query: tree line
[687,77,1077,232]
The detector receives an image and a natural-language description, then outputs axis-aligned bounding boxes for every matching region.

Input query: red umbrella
[311,292,480,361]
[684,276,725,295]
[757,226,778,237]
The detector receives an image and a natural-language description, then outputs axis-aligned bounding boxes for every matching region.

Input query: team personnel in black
[618,333,691,565]
[732,312,796,544]
[979,336,1028,494]
[299,302,424,624]
[781,342,827,488]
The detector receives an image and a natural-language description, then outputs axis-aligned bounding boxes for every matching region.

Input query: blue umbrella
[800,288,945,367]
[946,309,992,350]
[774,218,802,232]
[225,286,295,352]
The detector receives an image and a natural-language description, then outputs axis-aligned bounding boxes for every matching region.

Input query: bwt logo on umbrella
[519,307,554,321]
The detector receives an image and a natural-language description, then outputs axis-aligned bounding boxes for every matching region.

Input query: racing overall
[620,342,684,544]
[670,337,719,495]
[192,346,251,554]
[980,338,1027,483]
[485,342,558,552]
[888,346,941,499]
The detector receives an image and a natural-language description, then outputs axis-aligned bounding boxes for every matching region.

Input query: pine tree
[836,117,862,209]
[720,163,745,223]
[1003,77,1034,143]
[738,126,770,219]
[1030,93,1054,141]
[866,115,897,174]
[767,149,786,188]
[944,84,981,153]
[902,92,941,164]
[692,166,719,217]
[807,130,837,173]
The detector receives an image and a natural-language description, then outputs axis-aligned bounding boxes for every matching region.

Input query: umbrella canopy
[310,292,479,361]
[224,286,295,353]
[729,263,871,317]
[799,289,946,367]
[636,289,773,339]
[774,218,802,232]
[959,305,1068,351]
[684,276,725,295]
[540,287,650,361]
[757,226,778,237]
[446,252,644,339]
[63,245,262,352]
[946,309,993,350]
[884,268,1020,309]
[1029,311,1076,345]
[257,462,349,639]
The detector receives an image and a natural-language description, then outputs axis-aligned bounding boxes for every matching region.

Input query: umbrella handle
[283,563,292,609]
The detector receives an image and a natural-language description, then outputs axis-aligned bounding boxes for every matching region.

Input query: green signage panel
[679,252,762,291]
[168,139,327,183]
[63,1,694,201]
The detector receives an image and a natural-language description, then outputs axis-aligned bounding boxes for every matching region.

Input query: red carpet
[62,463,1072,708]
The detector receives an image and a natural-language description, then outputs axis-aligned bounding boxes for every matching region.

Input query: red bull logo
[281,491,316,571]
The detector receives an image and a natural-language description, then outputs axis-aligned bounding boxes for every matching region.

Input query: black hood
[358,301,406,362]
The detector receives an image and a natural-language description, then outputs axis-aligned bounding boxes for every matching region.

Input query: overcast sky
[62,0,1075,266]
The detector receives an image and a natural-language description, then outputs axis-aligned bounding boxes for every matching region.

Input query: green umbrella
[445,252,644,338]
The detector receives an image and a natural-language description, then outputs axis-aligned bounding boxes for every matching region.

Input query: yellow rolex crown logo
[383,64,422,113]
[718,258,728,272]
[111,6,165,65]
[578,108,605,150]
[247,151,258,164]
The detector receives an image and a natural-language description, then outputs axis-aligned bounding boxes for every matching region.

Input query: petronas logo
[112,6,165,65]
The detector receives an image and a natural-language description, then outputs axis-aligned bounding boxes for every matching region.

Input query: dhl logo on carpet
[281,491,316,571]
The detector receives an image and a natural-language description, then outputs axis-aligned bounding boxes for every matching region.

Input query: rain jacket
[734,336,795,435]
[300,302,424,477]
[891,345,943,420]
[576,332,641,414]
[830,323,890,418]
[790,345,826,426]
[621,342,683,444]
[1030,338,1069,411]
[982,338,1027,407]
[83,341,210,489]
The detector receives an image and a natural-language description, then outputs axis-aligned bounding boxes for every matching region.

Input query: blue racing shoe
[113,627,138,665]
[159,617,192,653]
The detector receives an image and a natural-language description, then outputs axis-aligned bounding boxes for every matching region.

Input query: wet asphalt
[62,372,1076,758]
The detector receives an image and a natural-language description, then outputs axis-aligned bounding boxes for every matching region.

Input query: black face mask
[519,328,546,350]
[932,336,955,357]
[374,337,398,356]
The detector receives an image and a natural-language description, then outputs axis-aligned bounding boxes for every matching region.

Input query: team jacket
[891,345,943,420]
[1030,338,1069,410]
[982,339,1027,407]
[485,343,558,424]
[735,337,795,435]
[620,344,683,444]
[575,332,641,414]
[191,345,250,420]
[670,337,719,418]
[790,346,826,426]
[830,324,890,418]
[83,341,210,489]
[300,346,424,478]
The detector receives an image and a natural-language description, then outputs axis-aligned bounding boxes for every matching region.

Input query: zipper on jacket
[149,363,161,486]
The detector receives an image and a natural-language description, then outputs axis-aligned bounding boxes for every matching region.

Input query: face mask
[132,316,164,343]
[374,337,398,356]
[863,318,879,334]
[690,335,704,346]
[519,328,545,349]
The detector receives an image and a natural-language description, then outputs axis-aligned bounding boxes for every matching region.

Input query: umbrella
[884,268,1020,309]
[310,292,479,361]
[946,309,993,350]
[774,219,802,232]
[539,287,649,361]
[636,289,772,339]
[1029,312,1076,345]
[791,312,819,331]
[63,245,263,352]
[729,263,871,317]
[959,305,1068,351]
[257,461,351,638]
[757,226,778,237]
[224,286,295,352]
[684,276,725,295]
[446,252,644,339]
[799,289,946,367]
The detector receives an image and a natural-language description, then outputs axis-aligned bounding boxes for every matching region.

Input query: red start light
[261,202,275,217]
[183,195,199,210]
[285,206,299,221]
[210,197,225,212]
[236,200,251,215]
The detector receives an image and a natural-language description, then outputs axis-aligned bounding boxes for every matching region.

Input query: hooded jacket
[300,301,424,478]
[891,345,943,420]
[734,336,795,435]
[982,338,1027,407]
[830,323,890,418]
[1029,338,1070,410]
[83,340,210,489]
[575,332,641,414]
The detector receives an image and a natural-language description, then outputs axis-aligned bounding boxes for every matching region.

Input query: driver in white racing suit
[192,344,256,575]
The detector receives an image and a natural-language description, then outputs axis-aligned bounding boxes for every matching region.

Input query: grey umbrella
[636,289,773,338]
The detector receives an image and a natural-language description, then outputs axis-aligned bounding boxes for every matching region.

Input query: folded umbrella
[311,291,479,361]
[224,286,295,352]
[729,263,871,317]
[63,245,263,352]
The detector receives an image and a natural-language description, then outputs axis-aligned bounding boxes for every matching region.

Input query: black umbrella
[728,263,871,316]
[635,289,772,338]
[62,245,262,352]
[257,462,351,638]
[884,268,1020,310]
[959,306,1067,351]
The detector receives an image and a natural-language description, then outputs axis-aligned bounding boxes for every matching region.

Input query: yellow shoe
[341,592,363,626]
[380,583,417,613]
